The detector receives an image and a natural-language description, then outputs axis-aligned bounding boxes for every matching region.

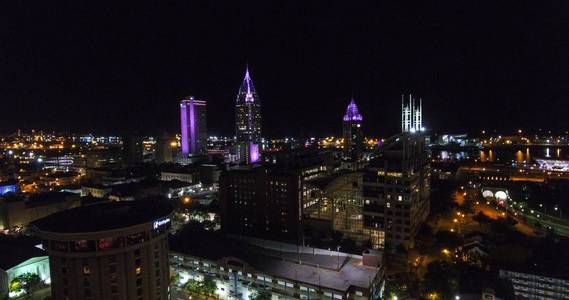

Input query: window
[73,240,95,252]
[135,267,142,275]
[51,241,69,251]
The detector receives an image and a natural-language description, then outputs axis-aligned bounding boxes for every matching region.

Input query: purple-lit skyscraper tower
[343,98,364,160]
[235,66,261,163]
[180,96,207,156]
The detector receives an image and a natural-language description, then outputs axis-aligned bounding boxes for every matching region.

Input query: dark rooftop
[32,198,173,233]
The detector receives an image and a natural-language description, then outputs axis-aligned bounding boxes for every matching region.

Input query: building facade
[170,233,384,300]
[32,200,174,300]
[235,67,262,164]
[342,99,364,160]
[0,244,50,297]
[362,133,430,249]
[219,166,302,243]
[303,172,366,243]
[499,269,569,300]
[180,96,207,156]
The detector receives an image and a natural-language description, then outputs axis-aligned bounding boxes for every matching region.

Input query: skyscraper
[401,94,423,133]
[180,96,207,156]
[362,98,430,249]
[235,67,262,164]
[342,98,364,160]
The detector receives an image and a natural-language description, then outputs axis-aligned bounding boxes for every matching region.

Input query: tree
[183,278,200,294]
[249,290,272,300]
[171,273,181,287]
[200,277,217,297]
[423,261,459,299]
[10,273,44,297]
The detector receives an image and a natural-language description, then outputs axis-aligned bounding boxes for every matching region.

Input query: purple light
[239,66,256,103]
[189,99,196,154]
[343,99,363,121]
[180,102,189,155]
[249,142,260,163]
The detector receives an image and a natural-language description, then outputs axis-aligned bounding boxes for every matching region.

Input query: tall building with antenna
[235,66,262,164]
[401,94,423,133]
[342,98,364,160]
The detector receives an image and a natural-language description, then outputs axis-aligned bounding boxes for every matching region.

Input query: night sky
[1,1,568,137]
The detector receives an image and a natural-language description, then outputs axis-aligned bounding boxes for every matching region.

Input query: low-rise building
[160,170,198,184]
[0,192,80,231]
[0,241,50,297]
[499,269,569,300]
[170,231,385,300]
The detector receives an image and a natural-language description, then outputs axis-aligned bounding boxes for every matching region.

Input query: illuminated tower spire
[402,94,424,133]
[235,66,262,163]
[343,97,363,160]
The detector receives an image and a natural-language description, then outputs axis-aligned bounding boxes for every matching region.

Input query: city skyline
[1,2,568,136]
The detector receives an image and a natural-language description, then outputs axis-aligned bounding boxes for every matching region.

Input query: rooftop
[32,198,173,233]
[171,229,380,292]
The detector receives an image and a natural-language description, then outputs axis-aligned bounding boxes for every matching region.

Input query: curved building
[32,200,174,300]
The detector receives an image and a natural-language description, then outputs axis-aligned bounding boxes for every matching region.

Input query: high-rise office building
[342,98,364,160]
[401,94,423,133]
[362,133,430,249]
[180,96,207,156]
[219,165,302,243]
[32,199,174,300]
[362,97,430,249]
[235,67,262,164]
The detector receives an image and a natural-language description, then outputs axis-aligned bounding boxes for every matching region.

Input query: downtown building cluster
[0,66,432,300]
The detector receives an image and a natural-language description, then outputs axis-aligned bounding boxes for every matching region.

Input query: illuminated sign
[153,218,171,229]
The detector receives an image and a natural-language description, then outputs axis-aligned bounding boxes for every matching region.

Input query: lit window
[135,267,142,275]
